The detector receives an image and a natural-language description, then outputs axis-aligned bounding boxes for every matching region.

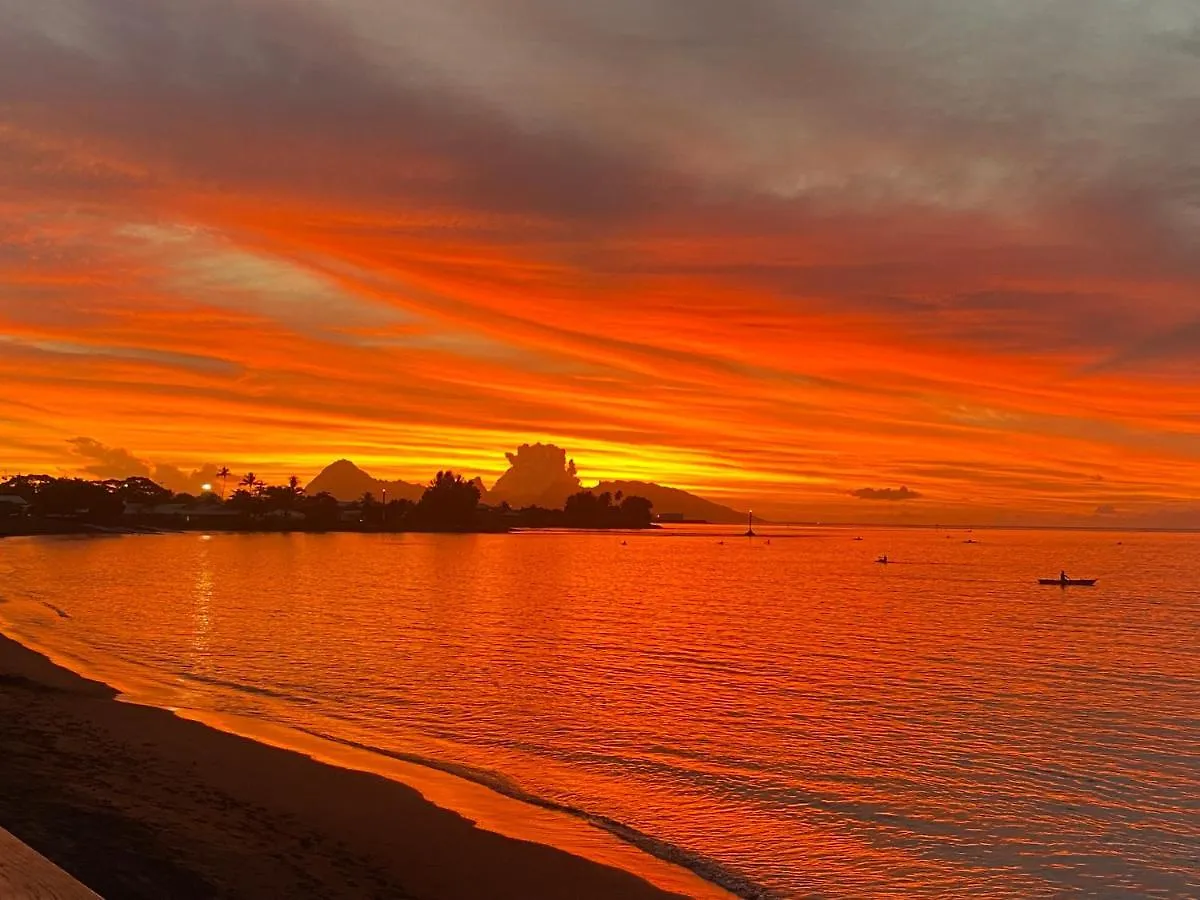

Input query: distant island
[306,446,748,524]
[0,443,749,536]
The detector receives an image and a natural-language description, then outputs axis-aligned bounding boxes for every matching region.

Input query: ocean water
[1,527,1198,898]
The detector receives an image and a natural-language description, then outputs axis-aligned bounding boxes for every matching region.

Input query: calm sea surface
[1,527,1198,898]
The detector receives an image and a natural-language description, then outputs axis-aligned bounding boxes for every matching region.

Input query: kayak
[1038,578,1097,586]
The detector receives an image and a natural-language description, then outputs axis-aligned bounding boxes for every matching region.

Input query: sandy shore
[0,633,692,899]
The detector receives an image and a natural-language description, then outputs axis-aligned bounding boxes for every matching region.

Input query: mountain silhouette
[305,460,425,503]
[592,480,746,524]
[305,456,747,523]
[487,443,581,509]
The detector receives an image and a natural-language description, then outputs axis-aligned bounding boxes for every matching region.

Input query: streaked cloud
[0,0,1198,522]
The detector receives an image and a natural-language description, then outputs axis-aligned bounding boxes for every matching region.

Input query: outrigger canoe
[1038,578,1097,586]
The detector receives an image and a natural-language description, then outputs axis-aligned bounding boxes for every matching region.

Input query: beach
[0,632,691,900]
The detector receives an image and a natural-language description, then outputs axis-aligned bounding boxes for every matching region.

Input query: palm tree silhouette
[217,467,232,500]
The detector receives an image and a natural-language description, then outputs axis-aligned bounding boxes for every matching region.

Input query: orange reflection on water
[1,529,1197,898]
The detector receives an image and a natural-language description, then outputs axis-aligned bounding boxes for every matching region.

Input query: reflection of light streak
[188,536,214,697]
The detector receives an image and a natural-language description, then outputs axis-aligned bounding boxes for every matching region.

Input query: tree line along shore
[0,471,658,536]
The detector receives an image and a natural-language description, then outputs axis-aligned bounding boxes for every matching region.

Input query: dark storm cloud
[67,437,219,492]
[0,0,693,226]
[361,1,1200,201]
[68,437,152,480]
[5,1,1196,237]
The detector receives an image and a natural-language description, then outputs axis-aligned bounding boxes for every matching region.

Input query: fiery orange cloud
[2,0,1199,525]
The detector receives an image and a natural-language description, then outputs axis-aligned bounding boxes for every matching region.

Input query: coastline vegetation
[0,471,657,535]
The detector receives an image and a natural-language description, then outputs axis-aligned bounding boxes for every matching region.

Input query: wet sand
[0,633,690,899]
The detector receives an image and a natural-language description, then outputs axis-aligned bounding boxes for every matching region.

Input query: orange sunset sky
[2,1,1199,525]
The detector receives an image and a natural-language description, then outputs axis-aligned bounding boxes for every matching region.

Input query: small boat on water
[1039,578,1097,586]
